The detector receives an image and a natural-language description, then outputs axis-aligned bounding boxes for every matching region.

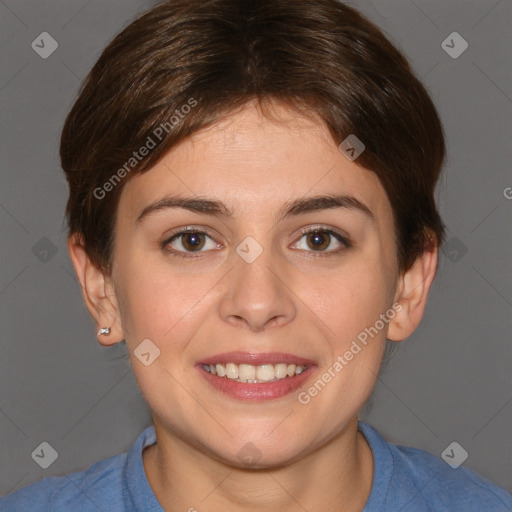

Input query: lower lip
[197,365,316,401]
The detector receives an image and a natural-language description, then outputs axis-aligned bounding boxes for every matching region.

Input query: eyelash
[161,226,351,260]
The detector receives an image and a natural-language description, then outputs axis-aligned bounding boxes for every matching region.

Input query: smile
[197,352,316,401]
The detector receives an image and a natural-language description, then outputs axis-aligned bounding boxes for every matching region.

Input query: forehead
[118,102,392,226]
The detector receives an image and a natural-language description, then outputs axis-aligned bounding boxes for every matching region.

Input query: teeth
[225,363,238,379]
[203,362,308,382]
[256,364,275,381]
[238,364,256,382]
[275,363,288,378]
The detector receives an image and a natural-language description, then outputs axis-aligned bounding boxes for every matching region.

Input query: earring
[98,327,111,336]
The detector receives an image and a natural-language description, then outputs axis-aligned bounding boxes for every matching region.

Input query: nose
[218,244,297,332]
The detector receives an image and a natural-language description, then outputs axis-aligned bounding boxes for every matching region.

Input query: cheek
[114,263,214,412]
[115,256,219,349]
[313,257,394,339]
[296,266,392,420]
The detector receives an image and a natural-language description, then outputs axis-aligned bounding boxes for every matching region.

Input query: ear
[387,245,438,342]
[67,234,124,346]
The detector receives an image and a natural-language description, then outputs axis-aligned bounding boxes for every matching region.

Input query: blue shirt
[2,422,511,511]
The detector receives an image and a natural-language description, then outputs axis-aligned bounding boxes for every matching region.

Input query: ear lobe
[387,247,438,342]
[67,234,124,346]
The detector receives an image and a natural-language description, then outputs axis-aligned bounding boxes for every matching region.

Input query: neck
[143,416,373,512]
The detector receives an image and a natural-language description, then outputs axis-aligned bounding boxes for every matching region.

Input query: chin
[205,427,315,469]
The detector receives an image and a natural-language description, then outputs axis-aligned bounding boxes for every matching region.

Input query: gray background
[1,0,511,497]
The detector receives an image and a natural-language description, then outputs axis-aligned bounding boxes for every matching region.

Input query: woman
[2,0,511,510]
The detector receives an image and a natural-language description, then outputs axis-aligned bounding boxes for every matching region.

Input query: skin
[69,100,437,512]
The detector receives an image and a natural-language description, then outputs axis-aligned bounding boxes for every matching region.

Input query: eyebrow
[135,194,374,224]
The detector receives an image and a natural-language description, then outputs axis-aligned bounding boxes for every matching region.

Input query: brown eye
[306,231,331,251]
[292,227,351,255]
[180,232,206,251]
[163,229,220,258]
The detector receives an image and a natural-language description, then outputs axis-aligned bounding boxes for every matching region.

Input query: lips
[198,351,315,367]
[196,351,317,401]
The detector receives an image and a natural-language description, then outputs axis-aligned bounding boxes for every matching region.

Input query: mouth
[196,351,317,401]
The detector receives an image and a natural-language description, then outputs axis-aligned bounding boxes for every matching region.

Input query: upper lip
[197,351,316,367]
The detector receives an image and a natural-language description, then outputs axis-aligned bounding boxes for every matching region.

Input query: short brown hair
[60,0,445,274]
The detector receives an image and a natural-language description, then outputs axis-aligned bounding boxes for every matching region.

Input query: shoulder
[359,422,512,511]
[392,443,512,510]
[0,452,127,512]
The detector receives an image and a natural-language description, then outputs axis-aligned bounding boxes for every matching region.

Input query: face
[110,101,400,467]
